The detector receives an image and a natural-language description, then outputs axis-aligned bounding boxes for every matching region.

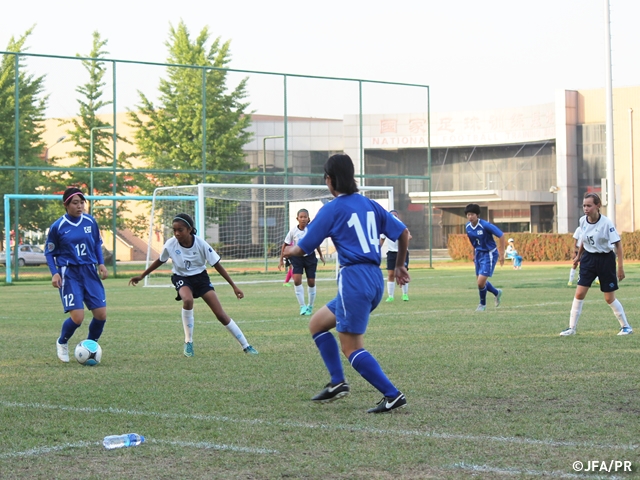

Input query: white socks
[402,283,409,295]
[182,308,194,343]
[294,284,305,306]
[568,268,576,283]
[387,281,395,298]
[225,319,249,349]
[609,299,631,328]
[308,286,316,308]
[569,298,583,329]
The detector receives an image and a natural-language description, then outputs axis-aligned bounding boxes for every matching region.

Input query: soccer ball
[74,340,102,366]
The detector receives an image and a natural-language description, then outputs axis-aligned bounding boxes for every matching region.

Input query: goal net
[144,183,394,286]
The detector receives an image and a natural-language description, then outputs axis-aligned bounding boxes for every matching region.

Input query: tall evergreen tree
[61,31,133,227]
[129,21,253,189]
[0,27,50,250]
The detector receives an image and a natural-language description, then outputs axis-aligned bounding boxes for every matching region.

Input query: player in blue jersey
[46,188,108,363]
[284,153,410,413]
[464,203,505,312]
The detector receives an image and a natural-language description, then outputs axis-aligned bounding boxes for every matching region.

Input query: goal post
[144,183,394,287]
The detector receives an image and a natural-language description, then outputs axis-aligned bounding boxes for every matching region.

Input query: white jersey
[573,226,583,248]
[284,226,313,257]
[160,235,221,276]
[578,214,619,254]
[380,234,398,253]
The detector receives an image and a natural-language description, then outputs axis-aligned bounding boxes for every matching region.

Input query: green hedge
[448,231,640,261]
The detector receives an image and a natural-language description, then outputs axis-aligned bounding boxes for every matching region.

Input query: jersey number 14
[347,212,379,254]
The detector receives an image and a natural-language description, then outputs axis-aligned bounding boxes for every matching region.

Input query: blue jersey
[298,194,406,267]
[45,213,104,274]
[466,219,503,252]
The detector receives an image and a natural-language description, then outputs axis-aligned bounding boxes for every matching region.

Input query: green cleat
[304,305,313,316]
[385,296,394,303]
[243,345,259,355]
[300,305,308,315]
[495,289,503,308]
[402,294,409,302]
[184,342,194,357]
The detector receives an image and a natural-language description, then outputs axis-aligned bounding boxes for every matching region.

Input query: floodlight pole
[604,0,616,225]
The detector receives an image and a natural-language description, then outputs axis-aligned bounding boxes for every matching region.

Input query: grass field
[1,264,638,479]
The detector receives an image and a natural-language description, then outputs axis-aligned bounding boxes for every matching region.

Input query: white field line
[449,462,624,480]
[1,400,636,452]
[0,438,277,459]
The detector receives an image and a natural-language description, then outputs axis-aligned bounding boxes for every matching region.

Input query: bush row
[448,231,640,261]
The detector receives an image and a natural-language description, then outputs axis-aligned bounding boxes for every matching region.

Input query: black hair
[173,213,197,235]
[297,208,309,217]
[62,187,86,205]
[324,153,359,195]
[464,203,481,215]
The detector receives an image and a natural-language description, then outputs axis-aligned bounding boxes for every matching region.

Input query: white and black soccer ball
[74,340,102,366]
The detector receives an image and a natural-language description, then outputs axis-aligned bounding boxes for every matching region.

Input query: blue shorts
[59,264,106,312]
[578,251,618,292]
[474,250,498,277]
[386,250,409,271]
[290,255,318,278]
[327,264,384,335]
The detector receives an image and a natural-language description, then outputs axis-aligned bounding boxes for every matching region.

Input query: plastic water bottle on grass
[103,433,145,450]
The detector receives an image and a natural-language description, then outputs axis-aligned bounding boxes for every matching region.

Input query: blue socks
[88,317,106,341]
[58,317,81,344]
[313,331,345,385]
[349,349,399,398]
[58,317,106,344]
[486,281,498,296]
[479,286,488,305]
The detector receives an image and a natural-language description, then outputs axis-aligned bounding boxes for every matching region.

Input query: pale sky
[2,0,639,119]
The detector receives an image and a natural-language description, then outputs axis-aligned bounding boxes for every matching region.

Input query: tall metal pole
[90,126,114,216]
[604,0,616,225]
[13,54,20,279]
[263,135,284,272]
[630,108,635,231]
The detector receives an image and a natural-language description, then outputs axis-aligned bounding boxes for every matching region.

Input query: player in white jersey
[278,209,325,315]
[285,153,410,413]
[560,193,633,336]
[380,210,411,302]
[129,213,259,356]
[567,226,599,286]
[46,188,109,363]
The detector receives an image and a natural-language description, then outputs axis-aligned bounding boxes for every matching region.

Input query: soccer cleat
[495,289,503,308]
[385,296,394,303]
[402,294,409,302]
[595,278,600,285]
[367,391,407,413]
[184,342,194,357]
[304,305,313,316]
[300,306,308,315]
[617,327,633,336]
[243,345,259,355]
[560,327,576,336]
[567,281,573,286]
[283,282,292,287]
[311,382,350,403]
[475,304,486,312]
[56,340,69,363]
